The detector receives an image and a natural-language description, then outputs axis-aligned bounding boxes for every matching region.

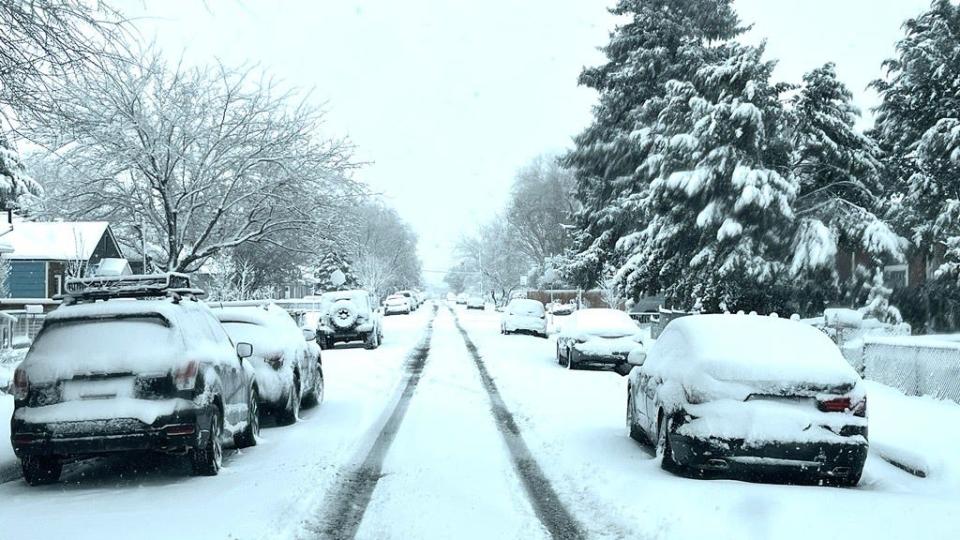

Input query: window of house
[883,264,908,289]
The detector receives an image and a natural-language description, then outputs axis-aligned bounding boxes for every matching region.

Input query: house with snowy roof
[3,221,124,298]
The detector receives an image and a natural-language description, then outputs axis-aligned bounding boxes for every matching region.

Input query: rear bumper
[11,405,214,458]
[571,350,628,367]
[385,306,410,314]
[669,430,868,480]
[319,322,375,341]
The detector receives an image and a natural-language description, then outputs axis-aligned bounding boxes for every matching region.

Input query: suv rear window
[31,315,173,360]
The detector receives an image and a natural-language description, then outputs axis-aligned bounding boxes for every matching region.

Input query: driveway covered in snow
[2,304,960,540]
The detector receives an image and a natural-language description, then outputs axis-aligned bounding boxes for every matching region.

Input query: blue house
[3,221,124,298]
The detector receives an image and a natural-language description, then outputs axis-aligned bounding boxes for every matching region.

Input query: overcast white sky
[118,0,932,285]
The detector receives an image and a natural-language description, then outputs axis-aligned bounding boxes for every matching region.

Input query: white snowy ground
[2,305,960,539]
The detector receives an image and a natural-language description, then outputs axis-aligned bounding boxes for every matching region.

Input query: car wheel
[364,331,380,350]
[277,375,301,426]
[21,455,62,486]
[556,342,563,365]
[566,348,577,370]
[234,387,260,448]
[656,413,682,473]
[627,390,646,443]
[325,337,335,350]
[191,409,223,476]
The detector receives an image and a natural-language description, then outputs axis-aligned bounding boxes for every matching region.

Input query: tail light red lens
[818,396,852,413]
[172,361,199,391]
[12,367,29,401]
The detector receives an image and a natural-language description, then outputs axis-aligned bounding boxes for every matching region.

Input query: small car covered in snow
[211,303,324,425]
[624,314,868,485]
[317,289,383,350]
[500,298,547,337]
[556,308,644,370]
[384,294,413,315]
[10,274,260,485]
[395,289,420,310]
[456,293,468,305]
[466,296,485,310]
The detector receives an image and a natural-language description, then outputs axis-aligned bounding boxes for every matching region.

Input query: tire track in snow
[310,304,438,540]
[450,308,586,540]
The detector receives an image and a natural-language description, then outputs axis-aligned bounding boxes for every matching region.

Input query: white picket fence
[862,336,960,403]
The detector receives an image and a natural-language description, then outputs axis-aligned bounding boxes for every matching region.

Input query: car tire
[627,391,646,443]
[556,342,563,365]
[657,413,682,473]
[21,455,62,486]
[234,387,260,449]
[191,409,223,476]
[365,331,380,350]
[277,375,301,426]
[305,366,325,407]
[325,337,335,350]
[566,348,577,370]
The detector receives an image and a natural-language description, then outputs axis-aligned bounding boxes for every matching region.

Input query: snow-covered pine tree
[861,267,903,324]
[616,41,799,313]
[314,250,356,293]
[0,134,42,209]
[872,0,960,328]
[562,0,742,288]
[790,63,905,308]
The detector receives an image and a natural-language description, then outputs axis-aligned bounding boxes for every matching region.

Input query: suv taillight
[12,367,28,401]
[818,396,852,413]
[172,361,199,391]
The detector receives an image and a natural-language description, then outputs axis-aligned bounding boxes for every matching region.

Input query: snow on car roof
[45,296,206,324]
[564,308,637,337]
[661,314,857,385]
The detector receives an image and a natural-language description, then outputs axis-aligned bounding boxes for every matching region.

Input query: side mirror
[627,349,646,367]
[613,363,633,377]
[237,342,254,359]
[302,328,317,342]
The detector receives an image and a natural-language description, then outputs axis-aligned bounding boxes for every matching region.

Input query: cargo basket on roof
[60,273,206,303]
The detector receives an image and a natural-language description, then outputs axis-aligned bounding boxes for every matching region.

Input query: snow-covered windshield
[221,321,279,357]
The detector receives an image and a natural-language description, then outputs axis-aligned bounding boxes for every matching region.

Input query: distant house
[3,221,124,298]
[837,244,945,291]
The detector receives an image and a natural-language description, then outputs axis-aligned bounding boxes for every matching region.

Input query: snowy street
[2,303,958,540]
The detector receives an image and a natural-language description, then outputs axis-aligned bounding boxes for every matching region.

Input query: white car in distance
[466,296,485,310]
[501,299,547,337]
[384,294,413,315]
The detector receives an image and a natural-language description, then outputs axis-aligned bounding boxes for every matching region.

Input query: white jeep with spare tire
[316,290,383,350]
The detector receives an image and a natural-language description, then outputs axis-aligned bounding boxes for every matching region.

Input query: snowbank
[0,393,14,472]
[865,380,960,485]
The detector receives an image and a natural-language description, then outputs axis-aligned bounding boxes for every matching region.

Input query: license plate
[62,377,137,401]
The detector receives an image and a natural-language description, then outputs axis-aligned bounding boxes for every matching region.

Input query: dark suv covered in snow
[10,274,260,485]
[316,290,383,350]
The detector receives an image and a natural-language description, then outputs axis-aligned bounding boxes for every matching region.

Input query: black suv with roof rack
[9,273,261,485]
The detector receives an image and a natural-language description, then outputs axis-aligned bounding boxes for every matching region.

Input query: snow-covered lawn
[456,307,960,540]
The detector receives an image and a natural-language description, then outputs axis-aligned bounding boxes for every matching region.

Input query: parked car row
[490,299,869,486]
[9,273,324,486]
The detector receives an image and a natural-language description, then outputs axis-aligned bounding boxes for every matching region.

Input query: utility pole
[141,214,147,273]
[478,245,484,298]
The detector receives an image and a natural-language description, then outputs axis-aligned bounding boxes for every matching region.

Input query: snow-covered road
[3,303,960,539]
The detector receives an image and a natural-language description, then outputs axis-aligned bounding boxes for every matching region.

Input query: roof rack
[61,273,206,304]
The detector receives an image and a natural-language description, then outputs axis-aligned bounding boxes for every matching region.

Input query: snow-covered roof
[4,221,112,260]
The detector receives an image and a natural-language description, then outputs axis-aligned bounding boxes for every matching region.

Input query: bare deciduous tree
[25,51,361,272]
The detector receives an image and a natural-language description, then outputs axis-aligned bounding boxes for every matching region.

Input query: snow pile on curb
[0,349,27,394]
[866,380,960,484]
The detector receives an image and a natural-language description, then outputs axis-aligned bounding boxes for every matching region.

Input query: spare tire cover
[331,300,359,329]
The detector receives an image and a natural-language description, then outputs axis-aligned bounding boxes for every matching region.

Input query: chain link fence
[862,337,960,403]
